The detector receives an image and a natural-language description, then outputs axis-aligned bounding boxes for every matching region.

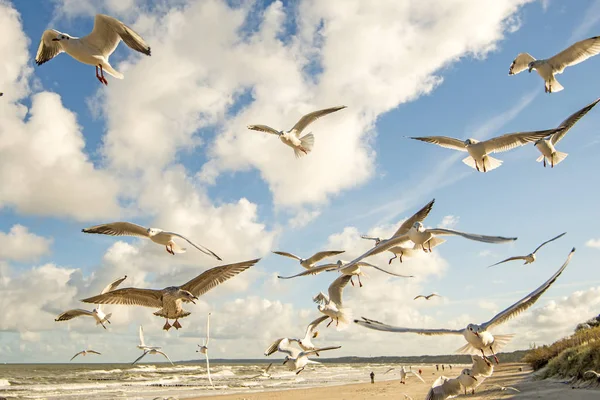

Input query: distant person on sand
[449,365,452,370]
[370,371,375,384]
[418,368,422,375]
[436,364,439,371]
[442,365,445,371]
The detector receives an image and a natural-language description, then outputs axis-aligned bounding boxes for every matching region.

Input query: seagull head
[179,290,198,304]
[147,228,162,236]
[466,323,481,337]
[464,138,478,146]
[527,61,535,73]
[52,33,72,42]
[461,369,477,381]
[282,356,290,365]
[412,221,424,231]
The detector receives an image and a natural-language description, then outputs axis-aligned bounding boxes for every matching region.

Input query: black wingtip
[571,247,576,252]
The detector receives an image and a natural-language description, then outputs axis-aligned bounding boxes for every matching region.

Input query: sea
[0,362,448,399]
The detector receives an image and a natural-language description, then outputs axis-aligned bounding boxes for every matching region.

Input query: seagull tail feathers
[482,155,503,172]
[335,307,353,331]
[535,155,545,163]
[461,156,478,170]
[294,133,315,158]
[169,241,187,254]
[551,151,568,166]
[547,77,564,93]
[101,63,124,79]
[99,313,112,324]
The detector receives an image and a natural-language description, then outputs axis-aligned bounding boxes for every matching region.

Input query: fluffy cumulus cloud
[586,238,600,248]
[0,225,52,262]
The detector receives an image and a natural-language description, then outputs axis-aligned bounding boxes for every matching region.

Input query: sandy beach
[190,363,600,400]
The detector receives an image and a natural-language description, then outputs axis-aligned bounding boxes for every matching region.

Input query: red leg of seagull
[358,276,363,288]
[95,66,104,84]
[173,319,182,329]
[389,254,397,264]
[490,346,499,364]
[326,318,333,328]
[99,65,108,86]
[336,318,339,327]
[163,319,172,331]
[350,277,355,287]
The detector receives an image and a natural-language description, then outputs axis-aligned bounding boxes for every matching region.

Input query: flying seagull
[82,221,221,260]
[488,232,566,268]
[81,259,259,330]
[313,275,353,330]
[534,98,600,167]
[264,316,330,357]
[356,248,575,364]
[247,106,347,158]
[414,293,441,301]
[55,275,127,329]
[70,349,101,361]
[426,375,465,400]
[249,363,273,379]
[410,129,561,172]
[134,326,173,365]
[509,36,600,93]
[398,366,426,384]
[196,313,214,388]
[272,250,345,269]
[35,14,151,85]
[264,337,341,374]
[277,259,413,287]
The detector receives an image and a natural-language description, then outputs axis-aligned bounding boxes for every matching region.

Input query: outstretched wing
[328,275,352,307]
[305,250,345,265]
[83,14,151,57]
[132,350,149,365]
[548,36,600,74]
[156,350,174,366]
[355,317,463,336]
[532,232,567,254]
[409,370,426,383]
[139,326,145,347]
[487,256,527,268]
[427,228,517,243]
[87,350,101,355]
[481,248,575,330]
[392,199,436,237]
[70,351,84,361]
[81,288,163,308]
[247,124,281,135]
[205,313,211,346]
[409,136,467,152]
[35,29,64,66]
[482,129,557,154]
[277,263,337,279]
[508,52,535,75]
[55,309,94,321]
[291,106,347,134]
[164,231,222,260]
[101,275,128,294]
[272,251,302,261]
[82,222,150,238]
[358,261,414,278]
[413,295,425,300]
[180,259,259,296]
[302,345,342,356]
[552,98,600,145]
[304,315,329,340]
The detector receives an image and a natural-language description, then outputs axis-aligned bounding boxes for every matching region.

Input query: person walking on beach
[442,365,445,371]
[418,368,422,375]
[436,364,439,371]
[370,371,375,384]
[449,365,452,370]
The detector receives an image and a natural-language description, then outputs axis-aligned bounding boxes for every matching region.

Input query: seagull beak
[528,67,532,73]
[190,296,198,304]
[474,332,479,338]
[471,376,478,381]
[282,359,288,365]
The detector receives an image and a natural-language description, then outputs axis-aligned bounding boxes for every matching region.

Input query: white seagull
[414,293,441,301]
[82,221,221,260]
[457,369,480,395]
[488,232,566,268]
[247,106,347,157]
[264,338,341,374]
[196,313,214,388]
[264,316,330,358]
[134,326,174,365]
[35,14,151,85]
[313,275,353,330]
[534,98,600,167]
[81,259,259,330]
[70,349,101,361]
[398,366,426,384]
[272,250,345,269]
[249,363,273,379]
[509,36,600,93]
[356,248,575,364]
[55,275,127,329]
[471,355,494,379]
[410,129,561,172]
[277,259,413,287]
[425,375,465,400]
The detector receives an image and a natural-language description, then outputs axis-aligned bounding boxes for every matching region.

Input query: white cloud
[0,225,52,262]
[439,215,460,229]
[288,209,322,228]
[586,238,600,248]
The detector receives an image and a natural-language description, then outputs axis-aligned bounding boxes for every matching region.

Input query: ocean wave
[0,379,10,387]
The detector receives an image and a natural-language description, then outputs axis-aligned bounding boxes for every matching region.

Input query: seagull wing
[156,350,174,366]
[35,29,64,66]
[205,313,211,346]
[87,350,101,355]
[508,53,536,75]
[487,256,528,268]
[357,262,414,278]
[384,368,395,374]
[409,370,426,383]
[101,275,128,294]
[204,350,213,387]
[328,275,352,307]
[426,228,517,243]
[276,338,302,358]
[409,136,468,151]
[302,346,342,357]
[162,231,222,260]
[548,36,600,74]
[179,259,259,297]
[304,315,329,341]
[341,234,411,269]
[247,124,281,135]
[70,351,84,361]
[139,326,146,347]
[305,250,345,265]
[482,129,557,154]
[277,264,337,279]
[265,363,273,374]
[82,222,150,238]
[532,232,567,254]
[81,288,163,308]
[132,350,150,364]
[552,98,600,145]
[83,14,151,57]
[355,317,463,336]
[264,338,285,356]
[481,248,575,330]
[291,106,347,134]
[55,309,94,321]
[413,295,425,300]
[392,199,436,237]
[272,251,302,261]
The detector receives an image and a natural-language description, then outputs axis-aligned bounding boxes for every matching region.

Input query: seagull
[70,349,101,361]
[272,250,345,269]
[398,366,426,384]
[264,337,341,374]
[313,275,353,330]
[414,293,441,301]
[249,363,273,379]
[277,259,413,287]
[410,129,561,172]
[425,376,464,400]
[247,106,347,158]
[386,242,443,264]
[490,384,520,392]
[471,355,494,378]
[488,232,566,268]
[535,98,600,167]
[457,369,480,395]
[264,316,331,359]
[356,248,575,364]
[196,313,214,388]
[35,14,151,85]
[134,326,174,365]
[584,370,600,378]
[55,275,127,329]
[81,259,259,330]
[82,221,221,260]
[509,36,600,93]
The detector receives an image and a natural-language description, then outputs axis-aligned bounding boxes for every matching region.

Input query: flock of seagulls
[12,8,594,398]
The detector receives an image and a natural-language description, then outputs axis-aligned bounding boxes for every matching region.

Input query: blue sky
[1,0,600,363]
